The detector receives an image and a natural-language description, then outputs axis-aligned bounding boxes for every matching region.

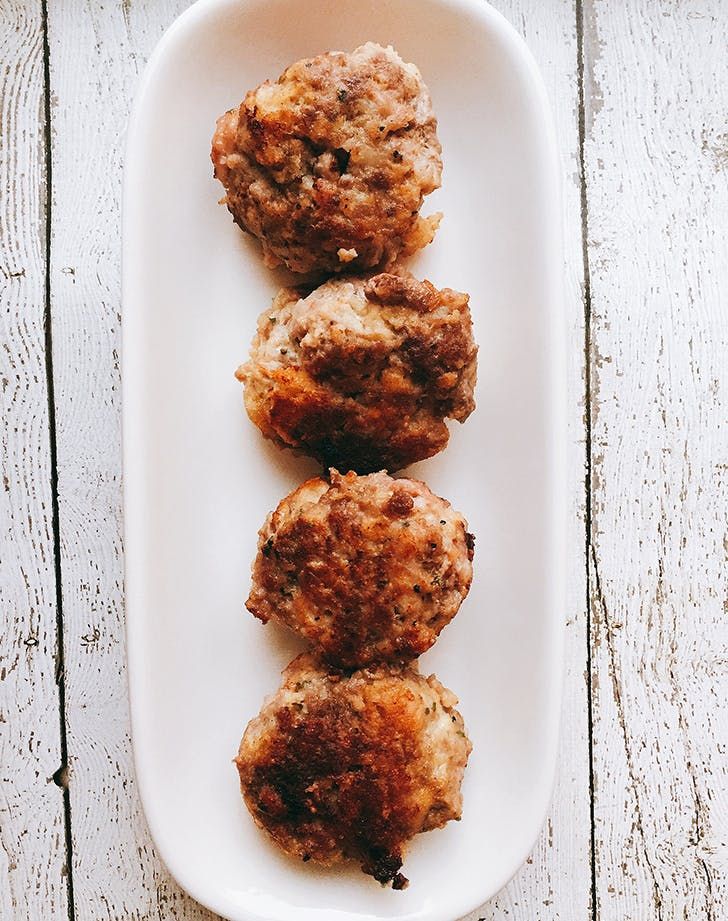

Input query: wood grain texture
[44,1,216,917]
[583,1,728,918]
[0,2,68,919]
[10,0,723,918]
[465,1,592,915]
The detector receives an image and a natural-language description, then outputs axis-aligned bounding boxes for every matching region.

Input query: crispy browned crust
[237,272,477,472]
[211,43,442,274]
[246,470,475,667]
[246,365,450,473]
[235,656,471,887]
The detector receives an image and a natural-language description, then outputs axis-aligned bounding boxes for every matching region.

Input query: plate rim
[121,1,566,918]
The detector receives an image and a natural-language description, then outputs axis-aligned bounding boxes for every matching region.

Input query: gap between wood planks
[575,1,598,919]
[40,0,76,918]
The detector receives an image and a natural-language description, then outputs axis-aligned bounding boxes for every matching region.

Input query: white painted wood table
[1,1,726,918]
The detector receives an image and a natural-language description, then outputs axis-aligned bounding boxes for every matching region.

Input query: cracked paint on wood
[2,0,727,918]
[584,1,728,918]
[0,1,68,918]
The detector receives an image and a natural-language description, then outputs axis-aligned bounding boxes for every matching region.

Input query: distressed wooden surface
[583,1,728,919]
[2,0,728,918]
[0,2,68,919]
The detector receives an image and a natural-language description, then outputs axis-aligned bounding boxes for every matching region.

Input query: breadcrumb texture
[235,654,472,888]
[247,470,475,667]
[236,271,478,472]
[211,42,442,274]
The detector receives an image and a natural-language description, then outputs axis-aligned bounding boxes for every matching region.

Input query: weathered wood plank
[583,1,728,918]
[45,1,216,917]
[0,2,68,919]
[464,1,592,917]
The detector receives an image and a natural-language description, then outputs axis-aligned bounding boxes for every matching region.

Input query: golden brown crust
[235,655,471,887]
[237,272,478,472]
[246,470,475,667]
[211,42,442,275]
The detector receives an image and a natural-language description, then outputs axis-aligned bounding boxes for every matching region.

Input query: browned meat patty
[235,654,471,888]
[211,42,442,275]
[246,470,474,668]
[236,271,477,472]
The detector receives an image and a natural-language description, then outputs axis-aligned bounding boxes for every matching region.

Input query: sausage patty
[236,271,477,472]
[235,654,471,888]
[246,470,474,667]
[211,42,442,275]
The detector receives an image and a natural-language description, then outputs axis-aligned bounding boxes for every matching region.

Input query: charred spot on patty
[235,655,472,886]
[237,271,477,473]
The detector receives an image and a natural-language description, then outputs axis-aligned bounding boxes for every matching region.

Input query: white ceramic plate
[123,1,564,919]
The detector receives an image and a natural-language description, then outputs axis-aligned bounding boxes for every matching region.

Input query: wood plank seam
[589,545,664,920]
[575,2,599,918]
[1,0,69,914]
[40,0,76,917]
